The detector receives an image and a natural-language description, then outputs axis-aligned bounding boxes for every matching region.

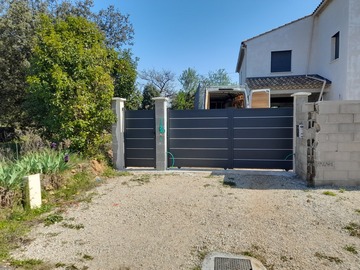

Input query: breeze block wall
[298,100,360,186]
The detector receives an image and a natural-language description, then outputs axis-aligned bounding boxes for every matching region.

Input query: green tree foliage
[0,0,137,127]
[112,50,140,109]
[141,84,160,110]
[202,68,234,86]
[172,68,200,110]
[25,15,115,155]
[0,0,34,125]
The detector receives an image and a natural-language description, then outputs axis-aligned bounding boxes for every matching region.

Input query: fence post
[24,174,42,209]
[291,92,311,175]
[112,98,126,170]
[153,97,168,170]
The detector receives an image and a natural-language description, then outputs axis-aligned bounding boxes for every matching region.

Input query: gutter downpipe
[306,14,327,102]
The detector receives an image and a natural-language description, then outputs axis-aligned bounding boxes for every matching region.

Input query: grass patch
[322,191,337,196]
[44,213,63,226]
[314,252,343,264]
[355,209,360,214]
[239,244,274,270]
[10,259,44,269]
[62,222,84,230]
[130,174,151,185]
[339,188,346,193]
[0,156,103,265]
[10,258,43,269]
[101,167,132,178]
[82,254,94,261]
[344,222,360,238]
[223,181,236,187]
[343,244,358,254]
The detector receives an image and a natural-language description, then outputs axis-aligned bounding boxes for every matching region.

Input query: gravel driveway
[12,170,360,269]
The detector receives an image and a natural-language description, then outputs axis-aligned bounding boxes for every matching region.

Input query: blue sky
[93,0,322,87]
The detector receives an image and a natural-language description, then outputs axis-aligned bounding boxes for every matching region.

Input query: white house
[236,0,360,106]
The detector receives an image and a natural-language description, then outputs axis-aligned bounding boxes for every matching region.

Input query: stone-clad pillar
[153,97,168,170]
[112,98,126,170]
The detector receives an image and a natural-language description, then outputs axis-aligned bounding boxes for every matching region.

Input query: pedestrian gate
[125,108,293,170]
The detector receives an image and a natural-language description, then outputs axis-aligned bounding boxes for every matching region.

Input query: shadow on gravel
[211,170,360,191]
[212,170,308,190]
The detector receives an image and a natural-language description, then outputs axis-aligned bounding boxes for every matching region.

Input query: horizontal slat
[169,139,228,148]
[169,129,228,139]
[234,139,292,149]
[169,149,229,159]
[234,149,293,160]
[234,128,293,138]
[233,160,292,170]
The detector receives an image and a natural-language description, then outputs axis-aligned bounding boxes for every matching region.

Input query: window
[331,32,340,60]
[271,50,292,72]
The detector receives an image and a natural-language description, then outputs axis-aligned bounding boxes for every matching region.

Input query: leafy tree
[25,15,115,155]
[172,68,200,110]
[171,91,195,110]
[141,84,160,110]
[139,69,176,98]
[201,68,234,86]
[0,0,137,126]
[0,0,34,126]
[95,5,134,50]
[112,50,138,107]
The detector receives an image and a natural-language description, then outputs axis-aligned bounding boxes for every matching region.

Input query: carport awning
[246,74,331,91]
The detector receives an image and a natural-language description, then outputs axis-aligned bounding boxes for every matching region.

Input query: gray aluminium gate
[232,108,293,170]
[168,108,293,170]
[124,110,155,168]
[168,110,230,168]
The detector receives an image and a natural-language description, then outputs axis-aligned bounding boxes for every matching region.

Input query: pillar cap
[291,92,312,97]
[112,97,127,101]
[152,97,169,101]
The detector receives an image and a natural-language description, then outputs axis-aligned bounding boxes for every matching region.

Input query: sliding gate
[168,108,293,170]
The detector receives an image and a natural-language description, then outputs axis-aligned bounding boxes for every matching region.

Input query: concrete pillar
[24,174,42,209]
[112,98,126,170]
[291,92,311,174]
[153,97,168,170]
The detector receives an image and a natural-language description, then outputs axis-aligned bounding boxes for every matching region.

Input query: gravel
[11,170,360,270]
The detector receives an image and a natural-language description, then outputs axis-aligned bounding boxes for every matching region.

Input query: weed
[62,222,84,230]
[10,258,43,268]
[355,209,360,214]
[55,262,67,267]
[130,174,151,185]
[102,167,131,178]
[44,214,63,226]
[203,184,211,188]
[223,181,236,187]
[82,254,94,260]
[344,222,360,238]
[343,244,358,254]
[314,252,343,264]
[322,191,336,196]
[339,188,346,193]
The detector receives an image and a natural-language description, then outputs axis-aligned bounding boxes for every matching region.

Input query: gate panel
[168,110,230,168]
[232,108,293,170]
[125,110,155,168]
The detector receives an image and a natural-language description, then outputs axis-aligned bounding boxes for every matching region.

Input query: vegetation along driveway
[11,170,360,270]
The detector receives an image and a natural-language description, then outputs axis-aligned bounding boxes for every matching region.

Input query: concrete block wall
[297,100,360,186]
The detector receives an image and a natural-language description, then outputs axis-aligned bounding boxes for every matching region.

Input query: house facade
[236,0,360,104]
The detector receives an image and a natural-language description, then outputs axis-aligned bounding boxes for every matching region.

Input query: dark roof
[246,75,331,90]
[313,0,329,15]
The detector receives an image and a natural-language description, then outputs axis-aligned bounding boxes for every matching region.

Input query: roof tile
[246,74,331,90]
